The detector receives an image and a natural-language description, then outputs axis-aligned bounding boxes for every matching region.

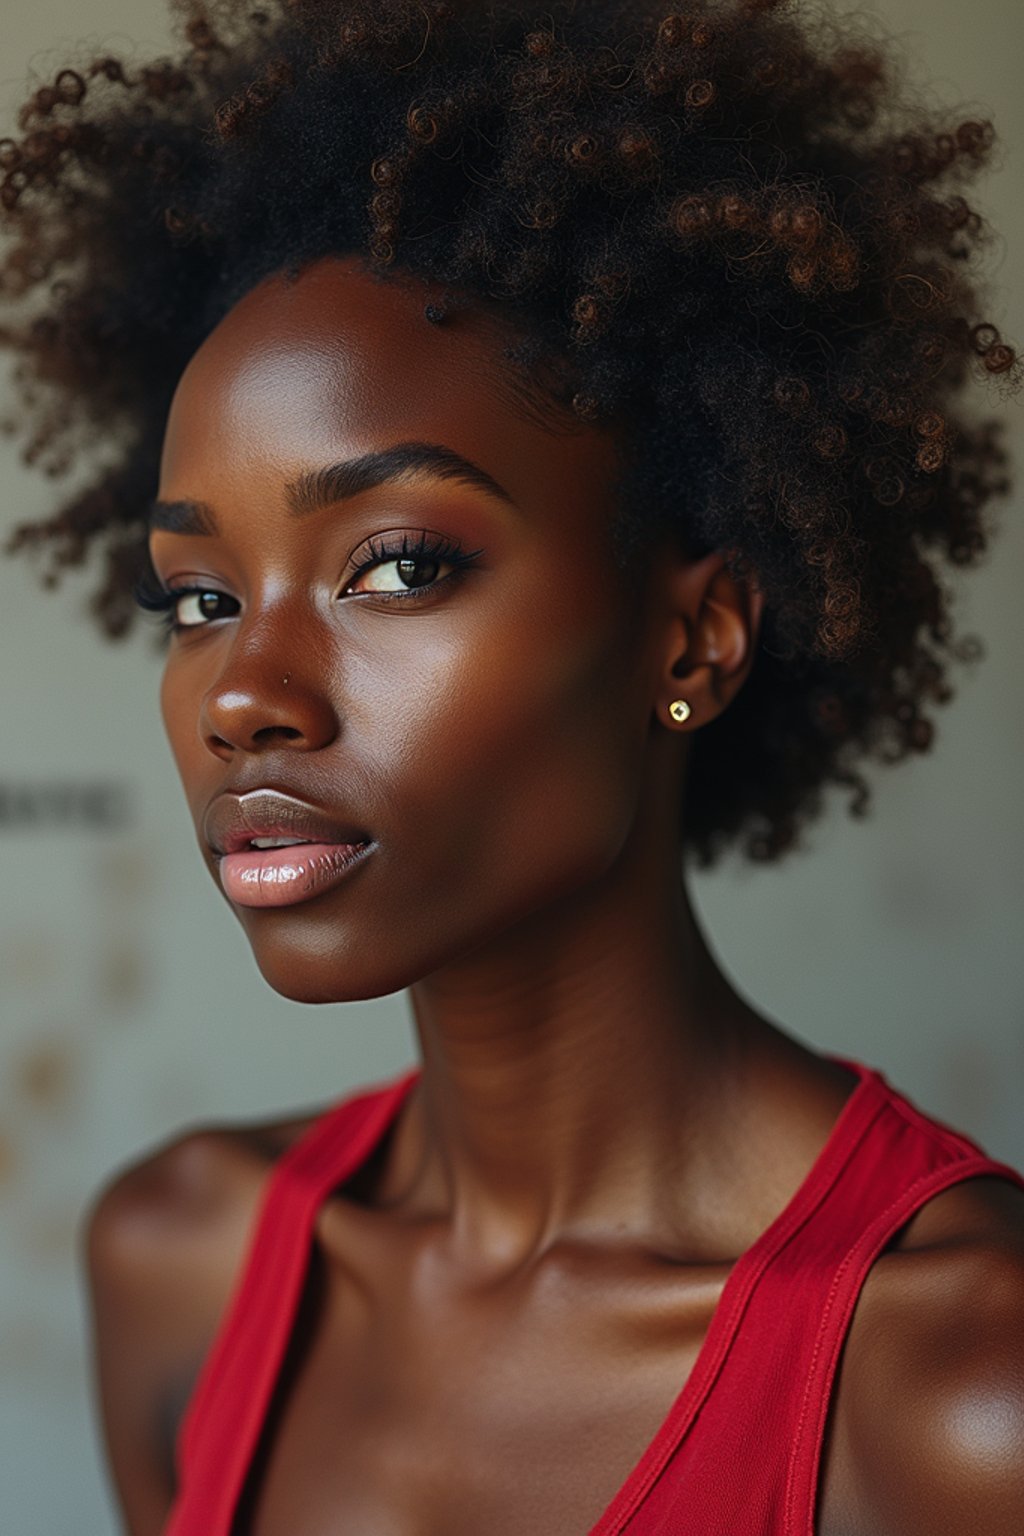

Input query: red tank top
[163,1057,1024,1535]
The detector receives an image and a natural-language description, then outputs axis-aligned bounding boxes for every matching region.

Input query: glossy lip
[217,838,375,909]
[203,788,372,858]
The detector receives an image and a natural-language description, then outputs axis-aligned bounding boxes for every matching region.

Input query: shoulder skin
[84,1113,315,1536]
[820,1175,1024,1536]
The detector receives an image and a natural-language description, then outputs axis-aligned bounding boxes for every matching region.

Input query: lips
[204,788,371,858]
[202,788,375,909]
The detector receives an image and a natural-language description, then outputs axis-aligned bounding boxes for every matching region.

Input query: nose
[199,635,339,758]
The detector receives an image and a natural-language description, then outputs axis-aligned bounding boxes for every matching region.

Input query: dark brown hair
[1,0,1017,863]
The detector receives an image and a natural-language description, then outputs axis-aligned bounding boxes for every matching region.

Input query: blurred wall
[1,3,1021,1532]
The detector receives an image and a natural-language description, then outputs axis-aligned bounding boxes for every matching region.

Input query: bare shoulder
[822,1175,1024,1536]
[85,1106,322,1536]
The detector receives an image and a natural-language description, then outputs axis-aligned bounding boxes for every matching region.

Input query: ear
[653,549,765,732]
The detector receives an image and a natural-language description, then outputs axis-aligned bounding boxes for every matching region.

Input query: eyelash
[133,530,483,634]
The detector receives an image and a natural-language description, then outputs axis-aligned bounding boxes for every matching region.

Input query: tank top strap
[779,1062,1024,1536]
[165,1065,422,1536]
[611,1059,1024,1535]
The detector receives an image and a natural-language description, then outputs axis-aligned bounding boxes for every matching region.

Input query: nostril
[252,725,303,743]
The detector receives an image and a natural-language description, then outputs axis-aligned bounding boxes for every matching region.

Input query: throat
[386,1012,749,1271]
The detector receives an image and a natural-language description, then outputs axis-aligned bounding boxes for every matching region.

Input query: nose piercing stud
[282,673,291,686]
[668,699,691,723]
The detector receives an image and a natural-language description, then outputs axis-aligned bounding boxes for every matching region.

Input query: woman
[2,1,1022,1532]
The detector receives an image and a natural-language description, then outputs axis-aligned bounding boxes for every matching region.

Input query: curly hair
[0,0,1017,865]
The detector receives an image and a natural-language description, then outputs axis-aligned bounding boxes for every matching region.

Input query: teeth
[250,836,310,849]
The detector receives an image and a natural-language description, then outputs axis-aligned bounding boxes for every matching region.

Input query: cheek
[159,661,203,791]
[159,664,182,760]
[375,598,645,915]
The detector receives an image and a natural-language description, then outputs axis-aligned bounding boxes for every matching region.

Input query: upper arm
[85,1129,266,1536]
[825,1178,1024,1536]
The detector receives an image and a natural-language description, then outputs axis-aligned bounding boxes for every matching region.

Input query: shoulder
[84,1108,320,1536]
[823,1174,1024,1536]
[86,1106,318,1270]
[86,1106,323,1303]
[86,1114,301,1310]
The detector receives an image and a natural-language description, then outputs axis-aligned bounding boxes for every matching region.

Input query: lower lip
[217,841,373,909]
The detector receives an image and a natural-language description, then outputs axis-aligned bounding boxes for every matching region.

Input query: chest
[237,1237,732,1536]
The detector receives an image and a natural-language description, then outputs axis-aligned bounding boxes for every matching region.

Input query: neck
[400,829,762,1269]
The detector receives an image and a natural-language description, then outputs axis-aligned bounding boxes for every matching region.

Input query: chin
[237,911,428,1005]
[249,943,400,1005]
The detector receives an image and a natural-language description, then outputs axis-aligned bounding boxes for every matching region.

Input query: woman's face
[152,254,669,1002]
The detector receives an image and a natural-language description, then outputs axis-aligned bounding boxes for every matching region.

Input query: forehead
[159,254,615,508]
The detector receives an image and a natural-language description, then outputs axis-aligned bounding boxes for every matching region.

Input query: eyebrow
[148,441,517,535]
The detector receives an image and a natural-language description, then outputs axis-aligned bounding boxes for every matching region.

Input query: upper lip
[204,789,372,857]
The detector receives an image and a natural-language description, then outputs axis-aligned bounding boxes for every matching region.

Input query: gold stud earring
[668,699,691,724]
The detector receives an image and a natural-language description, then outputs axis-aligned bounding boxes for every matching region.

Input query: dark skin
[86,254,1024,1536]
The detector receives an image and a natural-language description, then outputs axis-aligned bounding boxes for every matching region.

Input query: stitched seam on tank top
[883,1090,988,1162]
[176,1127,352,1525]
[171,1077,415,1525]
[782,1157,981,1535]
[591,1079,888,1535]
[876,1100,1024,1196]
[174,1150,294,1481]
[781,1153,1002,1536]
[217,1084,413,1525]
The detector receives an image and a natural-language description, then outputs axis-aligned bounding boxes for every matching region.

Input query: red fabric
[163,1059,1024,1535]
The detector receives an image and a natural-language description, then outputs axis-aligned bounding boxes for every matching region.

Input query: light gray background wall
[1,3,1021,1532]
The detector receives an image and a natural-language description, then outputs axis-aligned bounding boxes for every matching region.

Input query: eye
[342,530,483,600]
[133,575,240,633]
[348,553,449,596]
[172,589,241,628]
